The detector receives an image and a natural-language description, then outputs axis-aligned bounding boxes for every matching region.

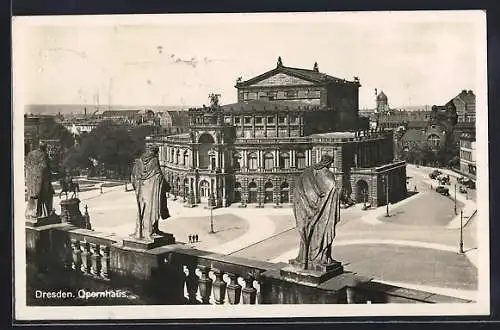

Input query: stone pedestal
[60,198,88,228]
[123,233,175,250]
[281,260,344,287]
[25,214,61,228]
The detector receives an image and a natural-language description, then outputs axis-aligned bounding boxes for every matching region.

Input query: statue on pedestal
[25,142,55,220]
[130,145,171,241]
[291,154,341,271]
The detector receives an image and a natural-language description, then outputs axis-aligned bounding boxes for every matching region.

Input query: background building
[459,131,476,179]
[148,58,407,208]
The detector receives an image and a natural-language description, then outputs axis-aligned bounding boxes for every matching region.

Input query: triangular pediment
[248,72,316,87]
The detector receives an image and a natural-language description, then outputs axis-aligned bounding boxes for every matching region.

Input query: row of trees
[61,121,155,179]
[35,118,154,180]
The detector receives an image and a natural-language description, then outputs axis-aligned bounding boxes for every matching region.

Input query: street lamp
[382,174,390,217]
[208,193,215,234]
[454,184,457,215]
[459,209,464,254]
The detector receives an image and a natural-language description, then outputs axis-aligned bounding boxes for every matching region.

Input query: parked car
[459,186,467,194]
[457,176,467,184]
[464,179,476,189]
[429,170,442,179]
[435,186,450,196]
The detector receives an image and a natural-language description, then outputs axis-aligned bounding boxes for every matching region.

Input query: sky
[13,11,485,109]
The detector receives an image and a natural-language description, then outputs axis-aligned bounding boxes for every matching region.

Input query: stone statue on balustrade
[289,154,343,276]
[128,145,174,248]
[25,142,58,227]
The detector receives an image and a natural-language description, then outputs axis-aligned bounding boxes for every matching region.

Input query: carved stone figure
[131,145,171,240]
[291,154,341,271]
[25,142,55,219]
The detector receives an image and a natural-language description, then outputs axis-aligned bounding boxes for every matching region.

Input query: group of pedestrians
[189,234,199,243]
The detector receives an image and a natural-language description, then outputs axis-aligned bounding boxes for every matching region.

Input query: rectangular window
[277,91,285,99]
[258,91,268,99]
[244,117,252,124]
[286,90,297,98]
[267,116,275,124]
[243,92,249,100]
[248,92,257,100]
[278,116,286,124]
[255,117,263,124]
[234,117,241,125]
[310,90,320,98]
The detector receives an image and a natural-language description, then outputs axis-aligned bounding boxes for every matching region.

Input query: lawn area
[378,191,464,226]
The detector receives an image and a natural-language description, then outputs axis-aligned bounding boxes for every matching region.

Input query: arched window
[280,182,290,203]
[199,180,209,198]
[264,152,274,170]
[427,134,441,149]
[296,151,306,169]
[198,133,215,169]
[248,181,258,203]
[248,152,258,170]
[233,152,241,171]
[183,150,189,166]
[234,182,242,202]
[264,181,273,203]
[279,152,290,169]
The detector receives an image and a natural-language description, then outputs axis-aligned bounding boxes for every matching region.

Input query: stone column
[264,116,268,137]
[334,146,343,172]
[290,150,296,168]
[274,150,279,169]
[275,114,279,137]
[243,150,248,171]
[252,115,256,138]
[196,148,200,168]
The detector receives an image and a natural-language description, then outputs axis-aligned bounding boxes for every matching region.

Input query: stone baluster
[80,241,91,275]
[99,245,110,280]
[197,265,213,304]
[71,238,82,271]
[185,264,199,304]
[226,273,242,305]
[89,242,101,277]
[241,275,257,304]
[212,268,227,305]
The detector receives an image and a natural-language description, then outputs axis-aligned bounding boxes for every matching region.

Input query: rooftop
[236,58,360,87]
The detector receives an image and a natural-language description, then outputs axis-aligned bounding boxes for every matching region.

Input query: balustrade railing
[174,249,282,305]
[67,230,117,281]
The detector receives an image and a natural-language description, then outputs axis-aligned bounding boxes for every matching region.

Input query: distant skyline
[14,11,485,109]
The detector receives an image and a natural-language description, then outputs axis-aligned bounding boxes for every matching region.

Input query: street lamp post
[459,209,464,254]
[209,193,215,234]
[385,174,390,217]
[454,183,458,215]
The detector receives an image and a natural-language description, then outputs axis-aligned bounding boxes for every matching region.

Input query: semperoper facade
[147,58,407,208]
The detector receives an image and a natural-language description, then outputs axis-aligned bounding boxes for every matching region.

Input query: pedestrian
[188,235,192,243]
[414,185,417,192]
[195,234,199,242]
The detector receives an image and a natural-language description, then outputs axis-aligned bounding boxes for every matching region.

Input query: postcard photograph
[12,10,489,321]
